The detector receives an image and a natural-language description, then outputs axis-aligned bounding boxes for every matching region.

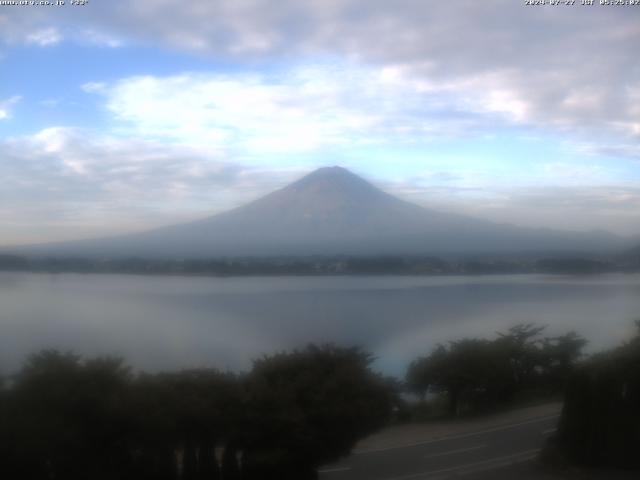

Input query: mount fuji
[3,166,624,258]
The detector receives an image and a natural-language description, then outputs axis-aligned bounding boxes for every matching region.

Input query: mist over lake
[2,272,639,377]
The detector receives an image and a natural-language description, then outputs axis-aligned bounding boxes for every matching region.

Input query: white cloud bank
[3,1,640,150]
[0,127,298,244]
[78,0,640,155]
[84,65,528,158]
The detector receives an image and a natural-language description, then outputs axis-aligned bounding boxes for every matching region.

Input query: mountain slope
[3,166,626,258]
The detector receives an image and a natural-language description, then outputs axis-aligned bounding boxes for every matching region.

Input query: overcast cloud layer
[1,1,639,244]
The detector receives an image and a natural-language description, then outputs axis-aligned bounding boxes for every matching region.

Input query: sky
[1,0,639,245]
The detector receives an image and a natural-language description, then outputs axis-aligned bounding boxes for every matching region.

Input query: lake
[1,272,639,377]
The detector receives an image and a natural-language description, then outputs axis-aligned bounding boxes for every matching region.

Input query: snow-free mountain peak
[286,165,383,197]
[3,167,626,258]
[233,166,395,224]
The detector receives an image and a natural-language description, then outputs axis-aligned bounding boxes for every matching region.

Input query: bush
[556,323,640,469]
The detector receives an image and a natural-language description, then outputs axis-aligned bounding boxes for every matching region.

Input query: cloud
[0,11,119,48]
[0,127,299,245]
[387,179,640,236]
[3,1,637,157]
[84,66,513,158]
[25,27,61,46]
[77,2,638,141]
[574,142,640,161]
[0,96,21,120]
[95,69,379,153]
[81,82,107,93]
[81,29,123,48]
[492,186,640,235]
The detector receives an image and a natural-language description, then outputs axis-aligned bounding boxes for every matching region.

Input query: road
[318,404,562,480]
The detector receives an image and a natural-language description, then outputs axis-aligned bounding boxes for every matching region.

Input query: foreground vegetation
[0,345,394,480]
[1,322,638,477]
[407,322,640,471]
[406,324,586,418]
[552,322,640,470]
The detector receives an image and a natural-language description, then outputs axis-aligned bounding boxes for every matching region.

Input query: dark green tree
[2,345,392,479]
[6,351,133,479]
[241,344,395,480]
[539,331,587,393]
[128,368,240,480]
[556,321,640,469]
[407,324,587,417]
[407,339,514,416]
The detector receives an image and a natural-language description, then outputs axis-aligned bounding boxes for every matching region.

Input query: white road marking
[318,466,352,474]
[542,428,557,435]
[423,444,487,459]
[382,449,541,480]
[355,414,559,455]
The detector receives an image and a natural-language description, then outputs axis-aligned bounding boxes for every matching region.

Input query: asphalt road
[318,410,560,480]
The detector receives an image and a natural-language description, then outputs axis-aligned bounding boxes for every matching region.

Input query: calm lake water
[1,272,639,377]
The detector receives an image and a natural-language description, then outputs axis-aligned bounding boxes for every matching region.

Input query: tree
[496,323,546,389]
[408,339,514,417]
[539,331,587,393]
[1,345,393,479]
[5,351,133,479]
[407,324,587,417]
[241,345,395,480]
[128,368,240,480]
[556,322,640,469]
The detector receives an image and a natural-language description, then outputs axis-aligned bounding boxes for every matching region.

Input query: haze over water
[2,272,639,377]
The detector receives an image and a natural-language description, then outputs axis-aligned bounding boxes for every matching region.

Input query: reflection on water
[1,272,639,376]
